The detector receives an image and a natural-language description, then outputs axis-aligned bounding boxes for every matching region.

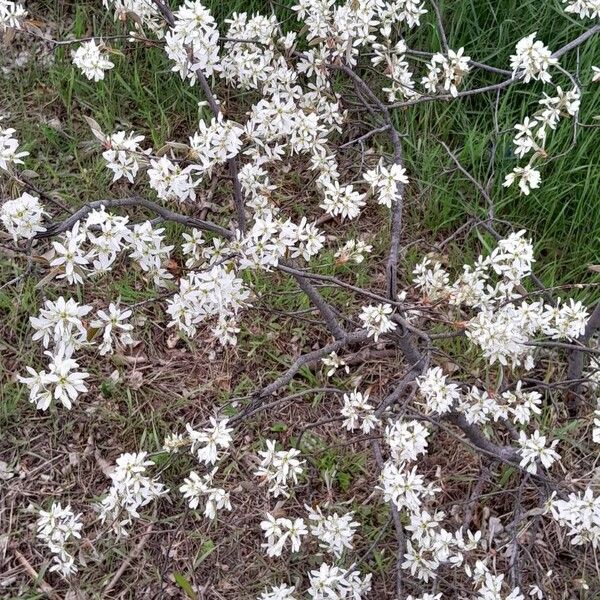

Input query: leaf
[195,539,215,565]
[270,422,287,432]
[173,572,197,600]
[82,116,106,144]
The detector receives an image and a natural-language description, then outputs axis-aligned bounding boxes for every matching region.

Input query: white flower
[385,420,429,463]
[258,584,298,600]
[0,0,27,30]
[562,0,600,19]
[364,158,408,207]
[43,352,89,409]
[307,505,360,558]
[321,351,350,377]
[91,303,134,355]
[510,33,557,83]
[98,452,167,537]
[503,165,542,195]
[254,441,304,498]
[422,47,471,97]
[186,417,234,465]
[341,389,379,434]
[307,562,371,599]
[180,469,231,519]
[334,239,373,265]
[358,303,397,341]
[0,125,29,170]
[518,430,560,474]
[72,39,115,81]
[260,513,307,557]
[1,193,45,240]
[37,502,83,578]
[417,367,461,415]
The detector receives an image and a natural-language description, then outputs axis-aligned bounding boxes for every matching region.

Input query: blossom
[321,351,349,377]
[255,441,304,498]
[260,513,307,557]
[259,584,298,600]
[180,469,231,519]
[37,502,83,577]
[334,239,373,265]
[98,452,167,537]
[186,417,234,465]
[0,125,29,171]
[518,430,560,474]
[510,33,557,83]
[72,40,115,81]
[358,303,397,341]
[307,562,371,599]
[0,0,26,29]
[90,303,134,355]
[503,165,542,195]
[422,47,471,97]
[417,367,461,414]
[306,505,360,558]
[364,159,408,207]
[1,192,46,240]
[341,389,379,434]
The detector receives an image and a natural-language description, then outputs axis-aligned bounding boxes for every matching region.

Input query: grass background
[1,0,599,598]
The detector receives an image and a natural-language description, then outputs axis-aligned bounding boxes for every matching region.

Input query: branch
[566,301,600,406]
[34,196,233,239]
[255,330,368,399]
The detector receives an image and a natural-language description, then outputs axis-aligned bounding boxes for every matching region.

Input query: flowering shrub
[2,0,600,598]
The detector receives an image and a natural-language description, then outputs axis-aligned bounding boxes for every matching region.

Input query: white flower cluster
[186,417,233,465]
[334,239,372,265]
[517,429,560,474]
[505,87,580,195]
[358,303,397,341]
[164,0,220,83]
[166,265,250,345]
[0,124,28,171]
[562,0,600,19]
[261,513,308,557]
[98,452,167,537]
[42,214,173,286]
[102,131,148,183]
[340,389,379,434]
[385,419,429,462]
[373,40,418,102]
[422,48,471,97]
[255,440,305,498]
[418,370,544,427]
[307,505,359,558]
[36,502,83,577]
[0,0,26,30]
[550,488,600,547]
[1,192,45,240]
[402,510,481,582]
[72,40,115,81]
[510,33,557,83]
[364,158,408,208]
[259,583,298,600]
[321,351,349,377]
[307,562,371,600]
[414,231,588,367]
[90,303,134,356]
[179,468,232,519]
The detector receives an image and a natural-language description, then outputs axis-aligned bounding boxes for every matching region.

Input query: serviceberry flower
[359,303,397,341]
[72,39,115,81]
